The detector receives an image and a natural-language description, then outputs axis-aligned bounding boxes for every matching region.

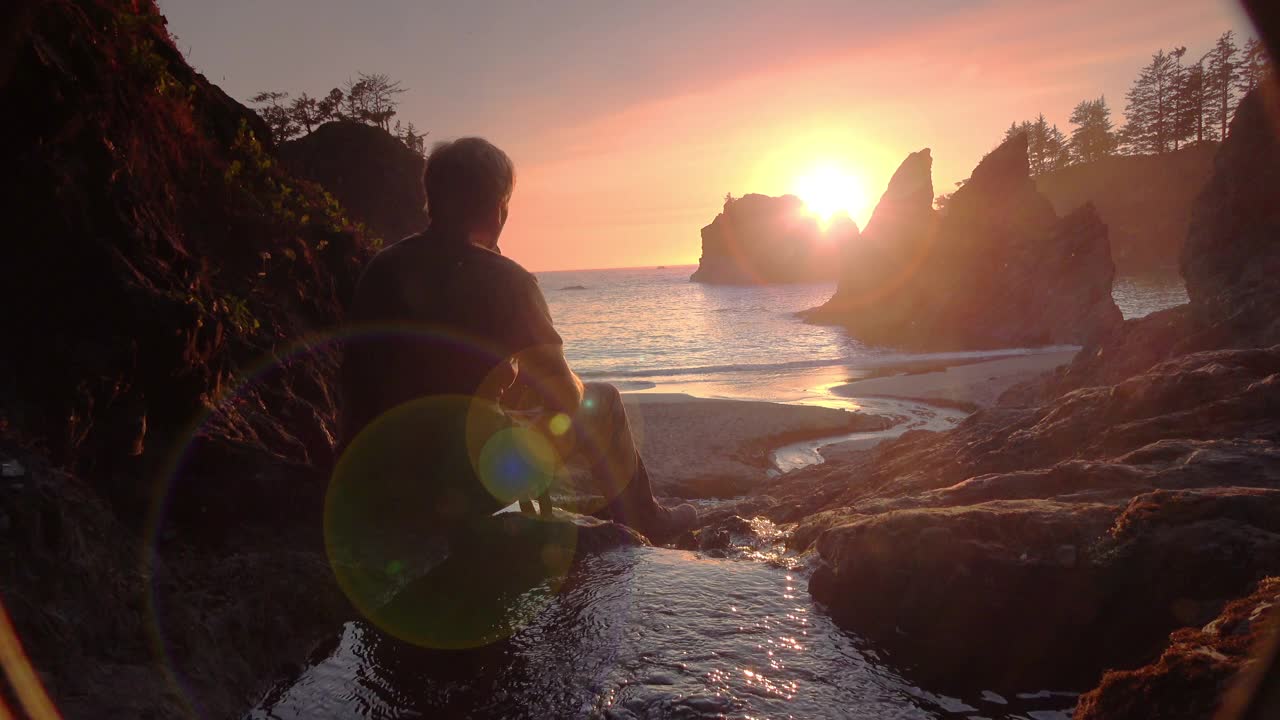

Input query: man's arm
[511,343,584,417]
[502,269,579,416]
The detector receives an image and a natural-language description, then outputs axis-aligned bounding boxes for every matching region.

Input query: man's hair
[423,137,515,229]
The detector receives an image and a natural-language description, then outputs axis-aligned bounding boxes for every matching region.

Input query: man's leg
[570,383,664,528]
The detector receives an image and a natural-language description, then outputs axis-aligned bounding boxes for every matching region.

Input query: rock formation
[690,194,857,284]
[758,85,1280,704]
[1036,144,1217,274]
[809,136,1123,349]
[280,121,428,243]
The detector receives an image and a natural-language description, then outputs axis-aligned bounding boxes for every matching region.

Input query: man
[339,137,696,543]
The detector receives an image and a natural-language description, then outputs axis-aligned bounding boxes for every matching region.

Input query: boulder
[280,121,428,243]
[807,488,1280,690]
[809,134,1122,349]
[690,194,857,284]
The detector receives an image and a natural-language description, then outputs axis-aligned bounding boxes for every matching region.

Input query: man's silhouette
[339,137,696,543]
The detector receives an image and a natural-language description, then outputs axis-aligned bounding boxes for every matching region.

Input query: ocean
[536,265,1187,405]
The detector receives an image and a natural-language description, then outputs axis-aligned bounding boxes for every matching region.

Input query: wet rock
[808,134,1122,349]
[690,194,857,285]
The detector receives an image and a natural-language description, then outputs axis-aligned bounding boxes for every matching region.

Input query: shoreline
[620,349,1079,493]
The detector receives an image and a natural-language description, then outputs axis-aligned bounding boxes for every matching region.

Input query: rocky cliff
[0,1,376,716]
[690,194,857,284]
[809,135,1123,349]
[280,121,428,243]
[753,85,1280,709]
[1036,144,1218,274]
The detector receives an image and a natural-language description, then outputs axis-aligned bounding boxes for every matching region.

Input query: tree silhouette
[359,73,406,130]
[1205,31,1240,140]
[249,91,299,142]
[1238,38,1273,94]
[316,88,345,123]
[1123,48,1182,154]
[1068,97,1119,163]
[1173,58,1212,145]
[289,93,322,134]
[252,73,420,142]
[1006,115,1070,174]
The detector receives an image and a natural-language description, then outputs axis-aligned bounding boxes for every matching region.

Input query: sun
[792,164,867,227]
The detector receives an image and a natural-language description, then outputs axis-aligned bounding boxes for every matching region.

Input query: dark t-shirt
[338,231,561,449]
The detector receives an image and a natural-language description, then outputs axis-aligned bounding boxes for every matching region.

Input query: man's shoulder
[462,244,539,287]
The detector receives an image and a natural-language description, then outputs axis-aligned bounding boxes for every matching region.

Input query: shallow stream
[248,545,1074,719]
[770,397,968,475]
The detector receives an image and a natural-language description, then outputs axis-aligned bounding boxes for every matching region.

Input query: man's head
[424,137,515,248]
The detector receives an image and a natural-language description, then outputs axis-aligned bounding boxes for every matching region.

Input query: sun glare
[793,164,867,227]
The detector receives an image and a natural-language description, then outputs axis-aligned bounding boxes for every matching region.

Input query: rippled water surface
[249,547,1074,719]
[1111,274,1188,320]
[540,267,1188,393]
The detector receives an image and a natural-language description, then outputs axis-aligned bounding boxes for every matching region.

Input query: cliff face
[0,1,374,716]
[1036,144,1218,275]
[280,121,428,243]
[1182,88,1280,349]
[811,136,1122,349]
[690,194,857,284]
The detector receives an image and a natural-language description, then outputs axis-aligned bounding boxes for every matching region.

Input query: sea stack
[690,194,858,285]
[809,134,1122,349]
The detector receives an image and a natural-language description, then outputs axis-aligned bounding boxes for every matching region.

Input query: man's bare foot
[644,503,699,544]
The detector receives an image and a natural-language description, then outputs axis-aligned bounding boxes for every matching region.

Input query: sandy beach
[830,350,1078,409]
[617,393,889,497]
[616,351,1078,497]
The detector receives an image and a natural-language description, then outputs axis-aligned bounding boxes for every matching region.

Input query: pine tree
[1167,47,1190,150]
[1205,31,1240,139]
[1123,49,1181,154]
[1068,97,1119,163]
[1238,37,1273,94]
[1172,55,1213,146]
[1048,124,1071,170]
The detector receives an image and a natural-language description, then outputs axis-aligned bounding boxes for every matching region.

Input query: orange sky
[160,0,1254,271]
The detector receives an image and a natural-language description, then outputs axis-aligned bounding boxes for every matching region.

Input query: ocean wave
[575,345,1079,381]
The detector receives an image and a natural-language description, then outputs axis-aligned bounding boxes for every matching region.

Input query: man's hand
[511,344,583,417]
